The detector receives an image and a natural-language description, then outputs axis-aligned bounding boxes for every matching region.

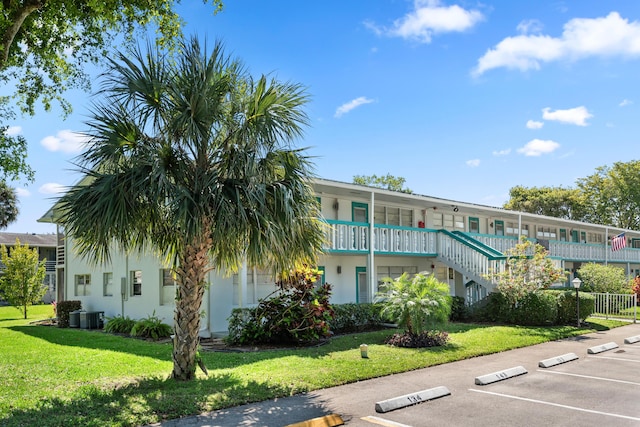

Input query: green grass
[0,305,629,427]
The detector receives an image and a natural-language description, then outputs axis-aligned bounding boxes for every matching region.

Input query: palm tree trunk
[171,240,211,381]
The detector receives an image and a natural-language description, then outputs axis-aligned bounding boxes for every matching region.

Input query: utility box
[80,311,103,329]
[69,310,81,328]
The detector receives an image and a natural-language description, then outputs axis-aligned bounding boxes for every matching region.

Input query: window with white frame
[374,205,414,226]
[587,232,603,243]
[103,272,113,297]
[376,266,418,284]
[75,274,91,296]
[506,222,530,237]
[131,270,142,296]
[536,226,557,239]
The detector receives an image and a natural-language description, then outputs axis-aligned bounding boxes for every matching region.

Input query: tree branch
[1,0,45,69]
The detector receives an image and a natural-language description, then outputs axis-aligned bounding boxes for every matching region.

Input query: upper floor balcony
[323,220,640,265]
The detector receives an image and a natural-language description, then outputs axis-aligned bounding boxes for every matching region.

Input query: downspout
[605,227,609,265]
[240,257,248,308]
[369,190,375,303]
[121,253,129,317]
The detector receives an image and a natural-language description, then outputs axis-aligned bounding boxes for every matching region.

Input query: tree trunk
[171,240,211,381]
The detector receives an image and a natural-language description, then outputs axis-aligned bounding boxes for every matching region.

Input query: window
[103,272,113,297]
[374,205,414,226]
[75,274,91,296]
[587,232,603,244]
[376,266,418,284]
[494,220,504,236]
[536,226,556,239]
[454,215,464,230]
[352,202,368,223]
[469,217,480,233]
[131,270,142,296]
[559,229,567,242]
[162,269,177,286]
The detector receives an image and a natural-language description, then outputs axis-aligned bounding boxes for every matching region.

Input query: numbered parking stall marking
[374,386,450,413]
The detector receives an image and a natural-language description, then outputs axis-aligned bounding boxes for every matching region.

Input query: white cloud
[41,130,90,153]
[334,97,374,118]
[365,0,484,43]
[39,183,67,195]
[492,148,511,156]
[526,120,544,129]
[542,106,592,126]
[5,126,22,136]
[15,188,30,197]
[473,12,640,76]
[466,159,480,167]
[620,99,633,107]
[517,139,560,156]
[517,19,543,35]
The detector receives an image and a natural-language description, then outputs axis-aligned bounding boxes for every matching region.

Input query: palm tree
[58,37,325,380]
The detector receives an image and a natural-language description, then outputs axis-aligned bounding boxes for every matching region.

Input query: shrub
[468,292,510,323]
[226,266,335,345]
[56,300,81,328]
[578,263,629,293]
[384,330,449,348]
[330,303,385,334]
[130,312,173,340]
[449,296,469,322]
[104,315,136,334]
[510,291,558,326]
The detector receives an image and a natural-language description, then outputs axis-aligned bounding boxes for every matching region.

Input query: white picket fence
[591,293,637,323]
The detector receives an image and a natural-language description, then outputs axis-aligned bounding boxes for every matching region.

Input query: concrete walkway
[147,322,640,427]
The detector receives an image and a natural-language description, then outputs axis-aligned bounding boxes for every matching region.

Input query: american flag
[611,232,626,252]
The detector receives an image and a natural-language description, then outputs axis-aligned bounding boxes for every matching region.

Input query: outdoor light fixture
[572,277,582,328]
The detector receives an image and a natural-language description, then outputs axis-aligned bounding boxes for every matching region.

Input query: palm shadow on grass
[1,373,322,427]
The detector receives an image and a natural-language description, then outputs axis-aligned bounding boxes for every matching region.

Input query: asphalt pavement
[147,322,640,427]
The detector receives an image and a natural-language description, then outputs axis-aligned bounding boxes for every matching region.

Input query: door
[356,267,368,303]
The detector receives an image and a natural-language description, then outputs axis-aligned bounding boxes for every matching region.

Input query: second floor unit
[315,178,640,268]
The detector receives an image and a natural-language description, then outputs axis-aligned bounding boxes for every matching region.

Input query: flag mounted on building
[611,232,626,252]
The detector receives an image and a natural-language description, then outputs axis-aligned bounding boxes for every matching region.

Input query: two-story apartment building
[38,178,640,336]
[0,232,58,303]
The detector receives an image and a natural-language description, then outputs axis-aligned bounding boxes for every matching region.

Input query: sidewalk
[147,322,640,427]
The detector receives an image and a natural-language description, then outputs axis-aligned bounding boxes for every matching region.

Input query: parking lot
[151,323,640,427]
[337,324,640,427]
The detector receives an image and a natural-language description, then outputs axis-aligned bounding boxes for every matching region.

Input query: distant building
[39,178,640,336]
[0,232,58,303]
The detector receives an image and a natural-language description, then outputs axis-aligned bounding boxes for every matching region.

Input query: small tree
[375,272,451,335]
[578,263,629,293]
[0,239,46,319]
[486,237,566,307]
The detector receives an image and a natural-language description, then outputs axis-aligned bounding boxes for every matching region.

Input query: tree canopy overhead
[353,174,413,193]
[0,0,222,117]
[503,160,640,229]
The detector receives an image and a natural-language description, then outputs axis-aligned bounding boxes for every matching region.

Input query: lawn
[0,305,628,427]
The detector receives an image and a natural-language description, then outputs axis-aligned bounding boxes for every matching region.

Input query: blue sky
[6,0,640,233]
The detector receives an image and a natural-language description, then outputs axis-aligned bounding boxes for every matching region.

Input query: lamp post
[572,277,582,328]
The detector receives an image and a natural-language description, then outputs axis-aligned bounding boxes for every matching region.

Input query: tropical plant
[0,180,18,229]
[130,312,173,340]
[486,236,566,306]
[104,315,137,334]
[0,239,46,319]
[57,37,325,380]
[375,272,451,336]
[227,266,334,345]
